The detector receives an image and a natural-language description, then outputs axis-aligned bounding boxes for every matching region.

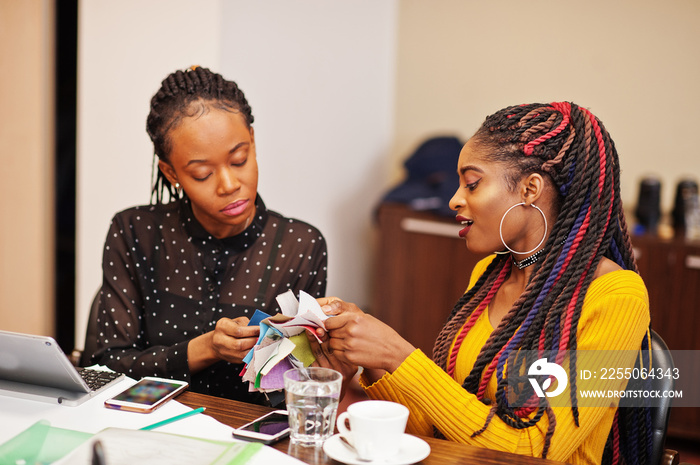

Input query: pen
[140,407,206,431]
[92,439,106,465]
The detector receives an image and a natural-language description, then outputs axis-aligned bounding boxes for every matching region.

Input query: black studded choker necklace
[512,248,547,270]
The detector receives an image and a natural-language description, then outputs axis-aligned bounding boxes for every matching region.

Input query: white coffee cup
[336,400,409,461]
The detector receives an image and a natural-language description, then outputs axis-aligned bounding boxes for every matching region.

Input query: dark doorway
[55,0,78,353]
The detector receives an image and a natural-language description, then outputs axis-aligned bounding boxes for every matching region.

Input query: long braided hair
[146,66,254,204]
[432,102,651,463]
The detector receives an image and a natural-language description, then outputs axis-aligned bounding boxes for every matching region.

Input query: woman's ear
[520,173,545,205]
[158,160,178,186]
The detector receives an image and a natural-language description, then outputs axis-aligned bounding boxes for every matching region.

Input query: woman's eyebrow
[228,141,249,155]
[184,142,250,167]
[458,164,484,176]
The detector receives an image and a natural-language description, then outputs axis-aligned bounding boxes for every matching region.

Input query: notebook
[0,329,124,406]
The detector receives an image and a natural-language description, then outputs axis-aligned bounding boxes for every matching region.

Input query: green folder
[0,420,92,465]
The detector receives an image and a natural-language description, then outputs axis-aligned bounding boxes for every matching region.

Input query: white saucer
[323,434,430,465]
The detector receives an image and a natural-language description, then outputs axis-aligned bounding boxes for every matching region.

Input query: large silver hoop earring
[499,202,547,255]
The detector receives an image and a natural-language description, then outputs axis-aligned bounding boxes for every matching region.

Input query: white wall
[217,0,397,313]
[75,0,397,347]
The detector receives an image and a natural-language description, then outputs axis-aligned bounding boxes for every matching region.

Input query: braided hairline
[432,103,646,463]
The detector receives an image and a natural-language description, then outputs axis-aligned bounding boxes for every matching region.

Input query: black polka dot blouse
[90,195,327,405]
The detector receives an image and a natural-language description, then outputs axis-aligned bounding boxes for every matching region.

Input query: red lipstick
[456,215,473,238]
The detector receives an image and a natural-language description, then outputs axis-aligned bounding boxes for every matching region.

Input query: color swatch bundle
[240,290,329,393]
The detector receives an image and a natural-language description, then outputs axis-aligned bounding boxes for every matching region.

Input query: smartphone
[232,410,290,444]
[104,377,188,413]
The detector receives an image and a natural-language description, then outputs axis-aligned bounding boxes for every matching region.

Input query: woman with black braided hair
[314,102,650,464]
[87,66,328,406]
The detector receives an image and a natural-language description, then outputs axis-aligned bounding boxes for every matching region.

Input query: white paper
[54,428,251,465]
[265,291,329,340]
[0,376,307,465]
[275,289,299,317]
[0,377,236,444]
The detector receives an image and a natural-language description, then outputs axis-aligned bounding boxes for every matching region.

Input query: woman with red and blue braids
[312,102,651,464]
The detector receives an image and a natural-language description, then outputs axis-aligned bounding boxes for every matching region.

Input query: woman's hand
[306,328,358,381]
[187,316,260,373]
[316,298,416,374]
[210,317,260,362]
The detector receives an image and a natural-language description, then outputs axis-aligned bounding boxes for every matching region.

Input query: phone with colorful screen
[104,377,188,413]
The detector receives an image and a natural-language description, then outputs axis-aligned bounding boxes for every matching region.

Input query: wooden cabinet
[632,235,700,440]
[370,203,486,357]
[370,203,700,440]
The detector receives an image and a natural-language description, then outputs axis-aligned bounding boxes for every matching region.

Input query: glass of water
[284,367,342,447]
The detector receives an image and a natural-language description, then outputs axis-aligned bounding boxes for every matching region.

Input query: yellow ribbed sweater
[361,256,650,464]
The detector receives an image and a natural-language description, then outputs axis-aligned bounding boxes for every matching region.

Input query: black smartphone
[232,410,290,444]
